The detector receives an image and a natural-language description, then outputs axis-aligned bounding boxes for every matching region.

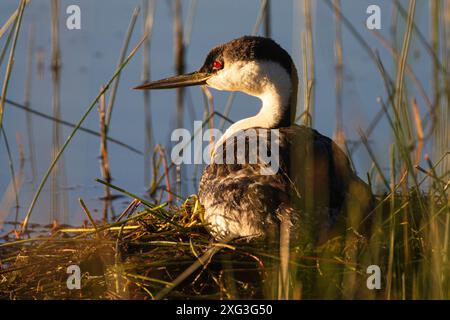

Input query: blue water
[0,0,433,228]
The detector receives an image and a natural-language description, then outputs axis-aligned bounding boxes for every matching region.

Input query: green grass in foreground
[0,184,448,300]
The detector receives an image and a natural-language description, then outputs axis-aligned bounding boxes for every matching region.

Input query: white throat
[206,60,292,150]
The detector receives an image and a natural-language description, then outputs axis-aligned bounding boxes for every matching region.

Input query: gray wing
[198,125,373,241]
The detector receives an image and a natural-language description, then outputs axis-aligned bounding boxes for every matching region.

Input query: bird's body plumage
[198,125,372,242]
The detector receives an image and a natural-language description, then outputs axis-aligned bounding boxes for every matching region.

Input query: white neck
[208,60,292,150]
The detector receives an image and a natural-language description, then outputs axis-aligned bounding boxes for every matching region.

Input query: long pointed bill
[133,71,211,90]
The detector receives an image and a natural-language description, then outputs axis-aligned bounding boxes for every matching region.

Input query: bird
[135,35,373,245]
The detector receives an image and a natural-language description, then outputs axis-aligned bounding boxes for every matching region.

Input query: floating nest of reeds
[1,193,374,300]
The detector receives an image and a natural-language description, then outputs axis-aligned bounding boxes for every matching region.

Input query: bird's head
[134,36,298,104]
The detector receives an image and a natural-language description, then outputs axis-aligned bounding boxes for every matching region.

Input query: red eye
[213,60,222,70]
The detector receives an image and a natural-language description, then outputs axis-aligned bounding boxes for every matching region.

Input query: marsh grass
[141,0,156,187]
[1,181,446,299]
[0,0,26,134]
[0,190,365,300]
[0,1,449,300]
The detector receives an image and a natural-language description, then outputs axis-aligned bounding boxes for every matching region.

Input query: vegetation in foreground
[0,185,448,299]
[0,0,449,300]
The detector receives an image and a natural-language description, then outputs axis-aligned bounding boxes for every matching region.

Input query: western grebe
[135,36,373,244]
